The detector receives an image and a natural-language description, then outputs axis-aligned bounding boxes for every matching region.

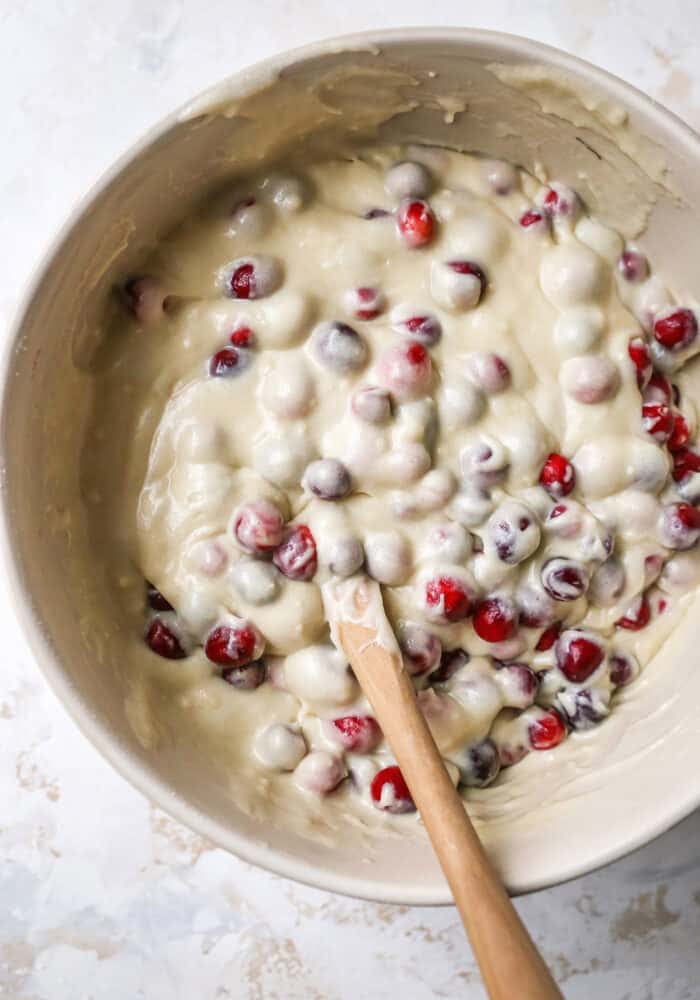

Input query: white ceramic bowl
[4,29,700,904]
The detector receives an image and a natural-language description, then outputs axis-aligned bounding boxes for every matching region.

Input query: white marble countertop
[2,3,700,997]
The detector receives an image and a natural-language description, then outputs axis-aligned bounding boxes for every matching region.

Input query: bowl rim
[3,26,700,905]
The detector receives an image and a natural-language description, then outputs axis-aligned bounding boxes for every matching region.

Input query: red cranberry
[555,631,605,682]
[226,256,280,299]
[659,502,700,550]
[311,321,368,373]
[464,352,509,394]
[672,447,700,483]
[205,621,263,667]
[653,308,698,351]
[668,413,691,452]
[430,648,469,684]
[628,338,652,389]
[459,738,500,787]
[377,340,432,401]
[273,524,318,580]
[222,660,266,690]
[557,689,608,731]
[230,325,254,347]
[370,765,416,813]
[473,596,518,643]
[529,708,567,750]
[519,209,547,231]
[642,402,673,443]
[346,286,385,321]
[391,310,442,346]
[302,458,351,500]
[332,715,382,753]
[615,594,651,631]
[541,558,588,602]
[233,500,285,554]
[397,199,436,248]
[448,260,486,300]
[645,371,672,404]
[609,651,640,687]
[488,504,539,565]
[399,625,442,675]
[424,575,473,623]
[540,183,579,218]
[539,453,575,498]
[146,582,173,612]
[618,250,649,282]
[209,347,250,378]
[535,622,561,651]
[145,619,186,659]
[496,663,539,707]
[516,585,556,629]
[351,385,392,424]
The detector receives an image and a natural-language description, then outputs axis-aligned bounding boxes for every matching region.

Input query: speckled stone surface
[2,3,700,997]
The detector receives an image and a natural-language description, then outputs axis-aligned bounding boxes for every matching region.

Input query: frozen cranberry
[488,501,541,565]
[222,660,266,690]
[302,458,351,500]
[311,321,368,373]
[653,308,698,351]
[399,625,442,675]
[431,259,486,311]
[332,715,382,753]
[644,371,672,404]
[529,708,567,750]
[233,500,285,554]
[294,752,345,795]
[362,207,390,220]
[618,250,649,283]
[516,584,556,629]
[225,256,280,299]
[124,276,169,326]
[430,648,468,684]
[459,738,500,787]
[628,338,652,389]
[390,306,442,345]
[424,575,474,623]
[345,286,385,321]
[672,447,700,483]
[145,619,186,659]
[541,558,588,602]
[557,689,609,731]
[377,340,432,401]
[561,355,620,404]
[496,663,539,708]
[209,346,250,378]
[449,260,486,300]
[397,199,436,248]
[668,413,691,452]
[615,594,651,630]
[588,557,626,606]
[464,352,510,394]
[473,596,518,643]
[370,765,416,813]
[642,402,673,443]
[539,453,575,498]
[658,502,700,550]
[351,385,392,424]
[461,439,509,488]
[536,622,561,651]
[146,582,173,612]
[205,621,264,667]
[539,183,579,218]
[555,630,604,682]
[609,651,640,687]
[230,325,254,348]
[519,209,548,232]
[273,524,317,580]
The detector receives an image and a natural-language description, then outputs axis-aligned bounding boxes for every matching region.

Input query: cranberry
[539,453,575,498]
[609,651,640,687]
[557,689,608,731]
[311,321,368,373]
[642,401,674,442]
[424,575,474,623]
[233,500,285,554]
[146,582,173,612]
[496,663,539,708]
[145,619,186,659]
[294,752,345,794]
[539,183,579,218]
[589,557,626,606]
[397,199,436,248]
[351,385,392,424]
[628,338,652,389]
[205,621,263,667]
[488,502,540,565]
[668,413,691,452]
[222,660,266,690]
[561,355,620,404]
[519,209,548,231]
[209,346,250,378]
[618,250,649,283]
[516,584,556,629]
[430,648,469,684]
[225,256,280,299]
[370,765,416,813]
[461,440,509,488]
[645,371,672,404]
[391,308,442,346]
[555,630,605,682]
[616,594,651,631]
[124,276,169,326]
[230,264,252,298]
[459,738,500,787]
[399,625,442,675]
[345,286,385,321]
[653,308,698,351]
[529,708,567,750]
[332,715,382,753]
[473,596,518,643]
[385,161,432,200]
[658,502,700,550]
[302,458,351,500]
[230,325,254,347]
[448,260,486,299]
[464,352,510,394]
[535,622,561,651]
[541,558,588,602]
[672,447,700,483]
[377,340,432,401]
[273,524,318,580]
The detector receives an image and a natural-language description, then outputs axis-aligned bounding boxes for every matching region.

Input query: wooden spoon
[323,577,563,1000]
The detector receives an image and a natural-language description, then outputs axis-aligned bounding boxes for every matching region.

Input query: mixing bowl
[3,28,700,903]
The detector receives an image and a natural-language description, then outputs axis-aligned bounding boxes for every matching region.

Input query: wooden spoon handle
[340,621,563,1000]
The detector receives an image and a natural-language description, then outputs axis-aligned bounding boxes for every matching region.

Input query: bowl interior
[4,30,700,902]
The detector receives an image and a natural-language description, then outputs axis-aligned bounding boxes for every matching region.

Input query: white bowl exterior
[3,29,700,903]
